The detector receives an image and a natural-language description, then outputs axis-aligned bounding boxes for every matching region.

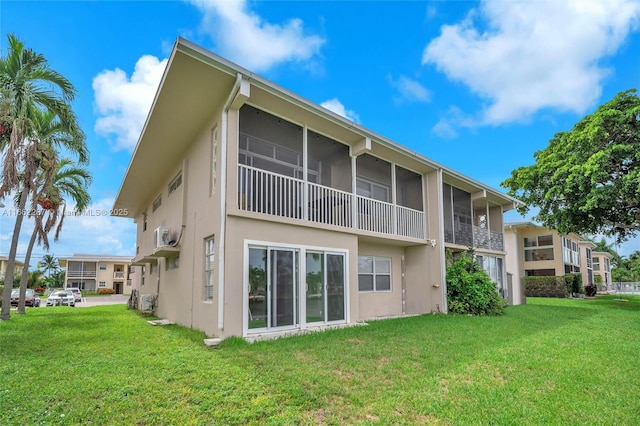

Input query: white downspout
[218,73,243,331]
[437,169,448,313]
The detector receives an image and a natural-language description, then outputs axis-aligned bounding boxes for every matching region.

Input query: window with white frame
[204,237,215,300]
[593,256,600,271]
[524,234,554,261]
[99,281,106,288]
[358,256,391,292]
[571,241,579,264]
[356,178,390,203]
[561,237,579,264]
[99,264,107,270]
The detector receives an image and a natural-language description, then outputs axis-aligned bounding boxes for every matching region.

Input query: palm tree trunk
[16,226,38,314]
[0,183,29,320]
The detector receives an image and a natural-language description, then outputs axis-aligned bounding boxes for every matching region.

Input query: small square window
[358,256,391,292]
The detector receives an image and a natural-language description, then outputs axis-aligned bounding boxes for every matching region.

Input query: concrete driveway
[75,294,129,307]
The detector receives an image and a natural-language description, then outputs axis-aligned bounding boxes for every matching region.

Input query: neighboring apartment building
[592,251,613,290]
[504,222,596,299]
[59,254,134,294]
[0,256,25,282]
[113,38,520,339]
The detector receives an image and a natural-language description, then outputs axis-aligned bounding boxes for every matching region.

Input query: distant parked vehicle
[10,289,41,307]
[47,290,75,307]
[65,287,82,302]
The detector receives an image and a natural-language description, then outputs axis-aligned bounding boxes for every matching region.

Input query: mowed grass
[1,296,639,425]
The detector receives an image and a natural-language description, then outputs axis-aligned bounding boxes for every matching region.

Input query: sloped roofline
[115,37,522,214]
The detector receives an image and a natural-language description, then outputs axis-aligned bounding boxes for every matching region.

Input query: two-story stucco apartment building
[504,222,598,300]
[0,256,24,282]
[592,251,613,290]
[113,38,521,339]
[59,254,134,294]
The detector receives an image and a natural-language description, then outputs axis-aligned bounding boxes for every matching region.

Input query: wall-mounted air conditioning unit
[154,226,171,249]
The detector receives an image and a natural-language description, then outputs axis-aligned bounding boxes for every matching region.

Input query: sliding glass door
[248,247,298,330]
[248,245,346,332]
[305,252,345,325]
[271,249,297,327]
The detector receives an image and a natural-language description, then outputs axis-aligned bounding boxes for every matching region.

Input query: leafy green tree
[612,251,640,282]
[26,270,43,289]
[446,250,505,316]
[502,89,640,243]
[0,34,87,320]
[49,270,66,288]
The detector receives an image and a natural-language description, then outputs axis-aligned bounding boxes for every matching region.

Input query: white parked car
[46,290,76,307]
[65,287,82,302]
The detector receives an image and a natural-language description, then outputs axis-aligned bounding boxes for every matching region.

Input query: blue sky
[0,0,639,267]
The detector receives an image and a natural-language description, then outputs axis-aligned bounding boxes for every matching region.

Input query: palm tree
[0,34,87,320]
[26,270,43,289]
[16,159,91,313]
[39,255,60,278]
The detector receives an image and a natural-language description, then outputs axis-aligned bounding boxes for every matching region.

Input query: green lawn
[1,296,639,425]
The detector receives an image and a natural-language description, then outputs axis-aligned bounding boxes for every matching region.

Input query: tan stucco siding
[142,108,224,336]
[405,244,445,314]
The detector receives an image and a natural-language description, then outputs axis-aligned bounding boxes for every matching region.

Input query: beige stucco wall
[136,106,224,336]
[503,228,524,305]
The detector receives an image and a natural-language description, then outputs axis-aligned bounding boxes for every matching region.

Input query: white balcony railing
[67,270,97,278]
[238,165,425,239]
[114,271,125,279]
[396,205,425,239]
[308,182,353,228]
[357,196,394,235]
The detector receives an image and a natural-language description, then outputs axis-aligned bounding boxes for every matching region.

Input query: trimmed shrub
[98,288,115,295]
[446,251,505,316]
[524,276,568,298]
[584,284,597,297]
[564,273,583,296]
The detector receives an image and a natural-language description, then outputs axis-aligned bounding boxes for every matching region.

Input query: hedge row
[524,276,568,298]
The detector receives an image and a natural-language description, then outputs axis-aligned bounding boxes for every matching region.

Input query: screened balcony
[237,105,425,240]
[443,183,504,251]
[66,262,97,278]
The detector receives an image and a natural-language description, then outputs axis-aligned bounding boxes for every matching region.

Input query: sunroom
[237,105,425,239]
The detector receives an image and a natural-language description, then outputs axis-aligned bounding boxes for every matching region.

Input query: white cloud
[188,0,325,72]
[388,75,431,103]
[423,0,640,126]
[93,55,168,152]
[432,106,476,138]
[320,98,360,123]
[432,120,458,139]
